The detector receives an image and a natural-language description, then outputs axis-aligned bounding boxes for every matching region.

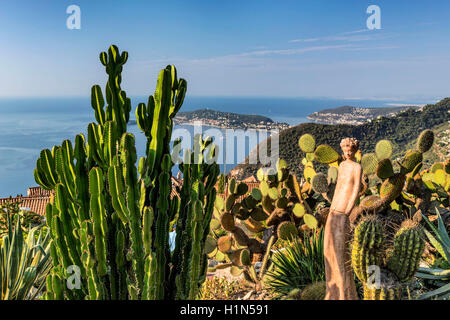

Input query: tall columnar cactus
[34,45,218,300]
[351,216,425,300]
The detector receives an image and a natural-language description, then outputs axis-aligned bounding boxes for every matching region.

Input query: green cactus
[375,140,393,160]
[359,195,384,212]
[363,281,401,300]
[314,145,339,164]
[400,150,423,174]
[215,159,319,284]
[299,281,326,300]
[376,158,395,179]
[277,221,298,240]
[311,173,329,194]
[351,216,425,300]
[327,166,338,184]
[386,220,424,282]
[361,153,378,175]
[34,46,218,300]
[351,216,385,283]
[298,134,316,153]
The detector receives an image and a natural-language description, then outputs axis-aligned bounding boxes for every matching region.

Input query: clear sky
[1,0,450,100]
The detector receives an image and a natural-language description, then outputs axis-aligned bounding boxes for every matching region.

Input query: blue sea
[0,96,432,197]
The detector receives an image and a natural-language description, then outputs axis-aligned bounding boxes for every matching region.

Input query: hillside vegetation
[232,98,450,180]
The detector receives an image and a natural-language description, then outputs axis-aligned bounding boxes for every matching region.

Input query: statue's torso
[330,160,361,214]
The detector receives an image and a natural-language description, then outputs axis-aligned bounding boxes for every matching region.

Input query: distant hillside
[308,105,417,125]
[231,98,450,180]
[173,108,290,130]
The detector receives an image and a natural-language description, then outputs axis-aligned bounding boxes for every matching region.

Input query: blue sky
[1,0,450,100]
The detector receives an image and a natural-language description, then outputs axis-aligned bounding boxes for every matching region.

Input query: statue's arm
[345,164,362,214]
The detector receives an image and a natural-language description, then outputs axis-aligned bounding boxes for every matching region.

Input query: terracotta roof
[27,186,54,197]
[0,196,51,215]
[0,179,260,216]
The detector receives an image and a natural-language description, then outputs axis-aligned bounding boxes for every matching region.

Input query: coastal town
[307,105,416,125]
[173,108,291,131]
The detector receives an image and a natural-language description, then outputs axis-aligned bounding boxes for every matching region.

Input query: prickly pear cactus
[208,158,320,285]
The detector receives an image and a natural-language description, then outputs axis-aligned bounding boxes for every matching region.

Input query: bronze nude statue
[324,138,361,300]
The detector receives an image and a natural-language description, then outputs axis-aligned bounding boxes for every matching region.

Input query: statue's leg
[343,214,358,300]
[324,210,358,300]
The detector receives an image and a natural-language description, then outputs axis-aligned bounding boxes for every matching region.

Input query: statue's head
[340,137,359,160]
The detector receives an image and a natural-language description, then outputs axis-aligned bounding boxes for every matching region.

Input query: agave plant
[0,215,51,300]
[0,201,43,236]
[264,229,324,299]
[416,209,450,300]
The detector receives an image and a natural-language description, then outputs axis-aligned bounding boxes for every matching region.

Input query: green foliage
[0,202,44,236]
[416,210,450,300]
[265,230,325,299]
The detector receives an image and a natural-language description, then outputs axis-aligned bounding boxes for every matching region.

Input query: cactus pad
[379,174,405,204]
[303,213,318,229]
[314,144,339,164]
[220,212,236,232]
[417,129,434,153]
[217,235,233,253]
[375,140,393,160]
[376,158,394,179]
[361,153,378,175]
[293,203,306,218]
[250,207,269,221]
[204,236,217,254]
[311,173,329,194]
[400,150,423,174]
[277,221,298,240]
[360,195,384,212]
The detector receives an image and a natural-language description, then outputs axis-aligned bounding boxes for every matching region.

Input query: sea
[0,96,433,197]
